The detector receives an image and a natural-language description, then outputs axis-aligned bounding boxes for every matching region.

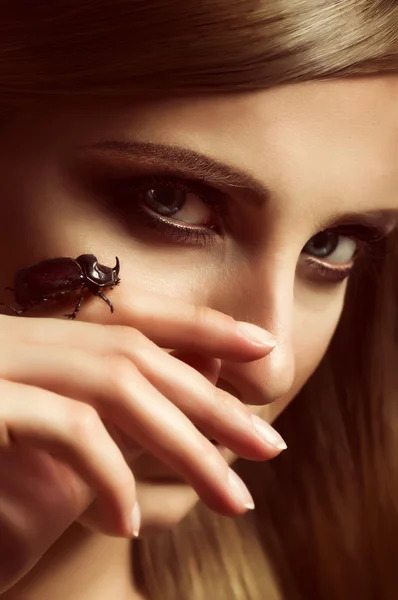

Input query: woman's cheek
[116,252,224,304]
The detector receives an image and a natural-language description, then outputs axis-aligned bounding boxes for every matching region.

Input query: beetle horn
[114,257,120,276]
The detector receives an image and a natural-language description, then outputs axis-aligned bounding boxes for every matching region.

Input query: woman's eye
[302,230,357,265]
[139,184,212,226]
[106,174,227,244]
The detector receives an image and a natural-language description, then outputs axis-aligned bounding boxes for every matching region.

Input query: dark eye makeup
[88,167,391,284]
[100,173,228,243]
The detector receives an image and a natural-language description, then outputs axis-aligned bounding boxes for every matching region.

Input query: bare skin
[0,76,397,599]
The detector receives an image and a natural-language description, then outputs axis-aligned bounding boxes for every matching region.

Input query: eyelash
[113,173,388,283]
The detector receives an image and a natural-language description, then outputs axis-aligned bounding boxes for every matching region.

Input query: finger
[97,365,255,516]
[0,285,276,361]
[169,351,221,385]
[129,345,287,458]
[2,341,286,461]
[75,283,277,358]
[2,347,258,516]
[0,447,95,592]
[0,380,138,538]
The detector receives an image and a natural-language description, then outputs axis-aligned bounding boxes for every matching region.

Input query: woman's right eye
[111,174,229,244]
[139,183,214,226]
[143,186,185,216]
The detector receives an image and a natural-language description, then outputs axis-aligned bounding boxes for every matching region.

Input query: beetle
[0,254,120,320]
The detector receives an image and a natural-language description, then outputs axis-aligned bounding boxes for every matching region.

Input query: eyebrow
[83,139,398,230]
[83,139,268,200]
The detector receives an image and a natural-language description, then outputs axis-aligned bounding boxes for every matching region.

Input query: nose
[215,258,296,406]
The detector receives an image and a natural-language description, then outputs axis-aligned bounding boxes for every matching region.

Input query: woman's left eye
[302,230,357,265]
[299,227,384,283]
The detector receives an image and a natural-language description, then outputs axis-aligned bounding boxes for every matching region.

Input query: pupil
[146,187,185,216]
[304,231,338,257]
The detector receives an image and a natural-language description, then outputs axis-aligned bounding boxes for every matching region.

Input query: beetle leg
[96,291,115,314]
[0,302,29,315]
[64,290,85,320]
[108,279,121,292]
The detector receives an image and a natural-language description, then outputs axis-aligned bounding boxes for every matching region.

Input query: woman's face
[0,76,397,533]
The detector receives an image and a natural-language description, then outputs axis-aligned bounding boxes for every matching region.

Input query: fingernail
[236,322,277,348]
[252,415,287,451]
[228,468,255,510]
[131,502,141,538]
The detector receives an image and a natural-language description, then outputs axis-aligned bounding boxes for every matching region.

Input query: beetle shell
[13,257,85,307]
[1,254,120,319]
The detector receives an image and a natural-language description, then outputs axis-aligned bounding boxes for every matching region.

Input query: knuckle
[114,325,146,353]
[214,387,231,418]
[106,355,140,394]
[192,305,214,331]
[67,403,101,440]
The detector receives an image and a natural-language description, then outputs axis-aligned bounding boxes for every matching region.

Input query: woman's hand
[0,286,283,592]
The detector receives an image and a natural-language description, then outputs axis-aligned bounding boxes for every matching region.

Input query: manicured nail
[252,415,287,451]
[131,502,141,538]
[236,322,276,348]
[228,468,255,510]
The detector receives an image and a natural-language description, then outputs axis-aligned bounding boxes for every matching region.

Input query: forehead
[117,76,398,144]
[83,76,398,218]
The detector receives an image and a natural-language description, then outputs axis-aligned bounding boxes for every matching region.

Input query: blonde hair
[1,1,397,598]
